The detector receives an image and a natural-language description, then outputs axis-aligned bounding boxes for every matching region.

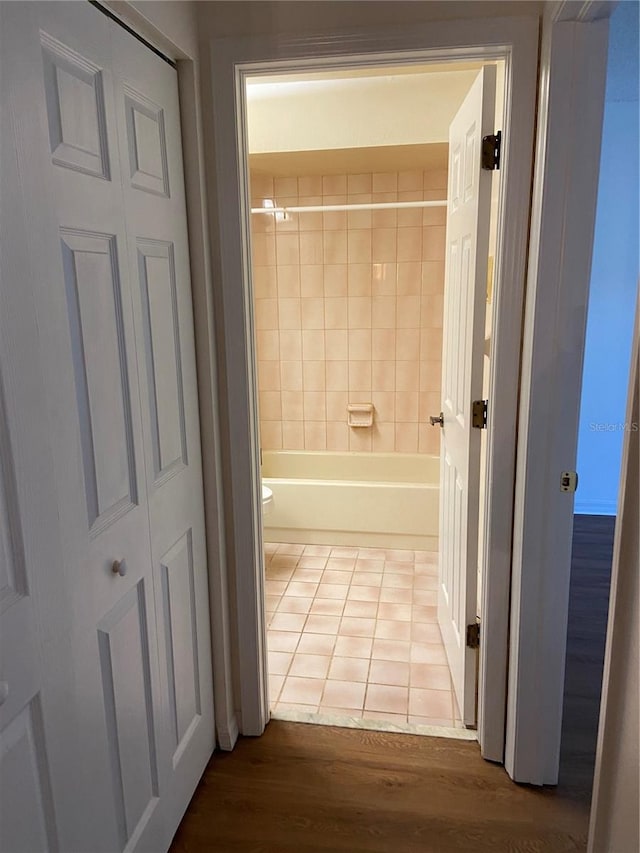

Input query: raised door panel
[0,701,58,853]
[137,240,187,483]
[98,582,160,849]
[41,32,109,180]
[60,229,137,533]
[160,530,201,763]
[124,87,169,197]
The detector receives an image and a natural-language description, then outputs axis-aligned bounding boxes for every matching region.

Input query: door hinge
[466,622,480,649]
[482,130,502,170]
[472,399,488,429]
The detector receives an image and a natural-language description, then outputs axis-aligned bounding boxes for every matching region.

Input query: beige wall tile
[276,233,300,266]
[372,328,396,361]
[422,226,446,261]
[373,172,398,193]
[279,330,302,361]
[277,264,300,297]
[259,361,281,391]
[325,329,348,361]
[397,261,421,296]
[300,264,324,297]
[326,361,348,391]
[278,297,301,329]
[281,390,303,421]
[396,361,420,392]
[347,203,372,230]
[323,174,347,195]
[397,296,421,329]
[348,361,372,392]
[372,391,395,423]
[373,422,395,452]
[397,227,422,262]
[253,265,277,298]
[252,174,274,197]
[325,297,348,330]
[301,297,325,330]
[348,297,372,329]
[347,230,372,264]
[395,392,419,422]
[274,176,298,196]
[424,169,448,191]
[326,421,350,451]
[303,361,326,392]
[256,329,279,362]
[298,176,322,196]
[348,264,372,297]
[396,328,420,362]
[302,330,325,360]
[323,230,348,264]
[299,232,323,265]
[280,360,303,391]
[323,210,348,231]
[372,228,397,262]
[303,391,326,421]
[252,232,276,267]
[275,197,298,233]
[255,298,278,330]
[372,296,395,329]
[349,330,372,362]
[304,422,327,450]
[326,391,348,421]
[349,429,372,452]
[260,390,282,420]
[372,262,397,296]
[395,423,419,453]
[282,421,305,449]
[372,360,395,391]
[324,264,348,297]
[347,174,372,194]
[261,420,282,450]
[421,261,445,294]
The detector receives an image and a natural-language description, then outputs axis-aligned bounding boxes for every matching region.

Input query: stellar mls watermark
[589,422,639,432]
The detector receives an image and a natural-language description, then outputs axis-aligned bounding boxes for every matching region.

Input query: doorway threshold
[271,708,477,741]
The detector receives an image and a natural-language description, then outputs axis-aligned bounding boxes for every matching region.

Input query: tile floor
[265,542,462,729]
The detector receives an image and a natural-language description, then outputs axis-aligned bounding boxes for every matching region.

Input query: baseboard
[574,500,617,515]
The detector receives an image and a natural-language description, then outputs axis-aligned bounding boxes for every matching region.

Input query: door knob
[430,412,444,427]
[111,559,127,577]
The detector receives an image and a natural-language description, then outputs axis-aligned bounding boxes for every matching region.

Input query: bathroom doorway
[246,61,504,737]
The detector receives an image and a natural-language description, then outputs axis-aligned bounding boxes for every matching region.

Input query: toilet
[262,484,273,516]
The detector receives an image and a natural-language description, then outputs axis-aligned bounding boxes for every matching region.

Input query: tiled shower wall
[250,169,446,454]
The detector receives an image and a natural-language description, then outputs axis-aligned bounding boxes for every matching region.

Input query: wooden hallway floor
[170,515,613,852]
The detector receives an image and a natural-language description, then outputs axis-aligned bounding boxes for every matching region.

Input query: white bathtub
[262,450,439,551]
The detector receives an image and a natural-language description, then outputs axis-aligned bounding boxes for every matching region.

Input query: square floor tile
[297,633,336,655]
[321,679,366,709]
[326,557,356,570]
[365,683,408,714]
[296,558,328,571]
[375,619,411,641]
[277,596,313,614]
[328,657,370,682]
[411,604,437,622]
[268,650,293,676]
[289,653,331,679]
[321,570,352,585]
[343,600,378,619]
[384,561,414,575]
[411,622,442,644]
[265,580,287,596]
[266,594,282,612]
[303,545,332,557]
[372,639,411,662]
[409,687,453,719]
[331,547,359,559]
[410,643,448,664]
[267,631,300,652]
[316,583,349,600]
[410,663,451,690]
[287,581,319,598]
[355,559,384,573]
[267,566,296,582]
[369,659,410,687]
[304,615,341,634]
[381,573,413,589]
[269,612,307,632]
[414,575,438,590]
[277,544,305,556]
[347,585,380,602]
[310,598,344,616]
[379,587,413,604]
[280,676,325,705]
[334,636,373,658]
[352,572,383,587]
[385,549,414,562]
[340,617,376,637]
[292,568,324,583]
[271,554,300,568]
[268,674,285,705]
[377,602,412,622]
[357,548,387,560]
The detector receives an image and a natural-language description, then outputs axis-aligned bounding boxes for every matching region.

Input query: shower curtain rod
[250,199,447,214]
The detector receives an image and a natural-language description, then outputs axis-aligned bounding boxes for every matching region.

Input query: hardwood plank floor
[171,516,614,853]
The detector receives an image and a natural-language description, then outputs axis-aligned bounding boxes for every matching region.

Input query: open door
[436,67,496,727]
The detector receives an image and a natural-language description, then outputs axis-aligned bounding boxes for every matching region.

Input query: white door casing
[0,3,213,850]
[438,67,496,727]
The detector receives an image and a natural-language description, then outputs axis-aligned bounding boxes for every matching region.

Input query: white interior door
[438,67,495,727]
[0,3,213,850]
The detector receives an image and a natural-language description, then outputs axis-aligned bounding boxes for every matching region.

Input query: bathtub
[262,451,439,551]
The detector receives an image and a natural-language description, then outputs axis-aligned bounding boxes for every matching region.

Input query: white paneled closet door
[0,3,213,852]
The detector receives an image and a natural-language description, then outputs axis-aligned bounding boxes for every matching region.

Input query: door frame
[205,15,539,758]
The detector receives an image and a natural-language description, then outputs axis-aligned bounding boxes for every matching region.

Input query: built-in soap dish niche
[347,402,374,428]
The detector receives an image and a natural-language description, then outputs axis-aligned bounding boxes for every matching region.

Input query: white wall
[576,0,639,515]
[588,304,639,853]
